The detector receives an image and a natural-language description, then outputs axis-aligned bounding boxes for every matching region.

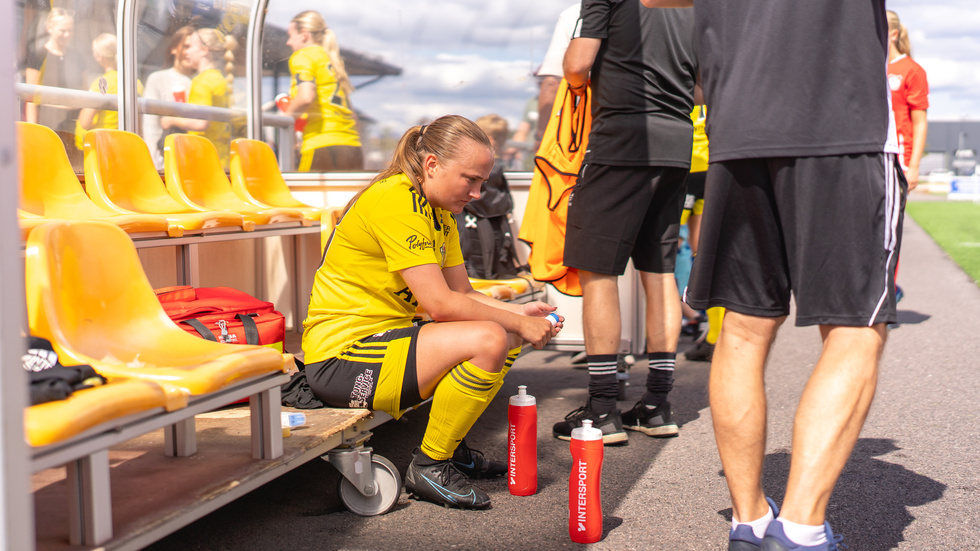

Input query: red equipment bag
[155,286,285,352]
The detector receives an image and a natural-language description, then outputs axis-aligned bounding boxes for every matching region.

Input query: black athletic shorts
[305,326,423,417]
[564,163,688,275]
[686,153,906,327]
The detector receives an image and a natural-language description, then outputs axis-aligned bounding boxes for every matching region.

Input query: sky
[267,0,980,139]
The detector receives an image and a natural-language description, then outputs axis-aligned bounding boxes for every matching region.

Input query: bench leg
[163,417,197,457]
[250,386,283,460]
[177,242,201,287]
[66,450,112,546]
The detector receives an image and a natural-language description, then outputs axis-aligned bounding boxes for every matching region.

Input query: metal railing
[14,83,295,164]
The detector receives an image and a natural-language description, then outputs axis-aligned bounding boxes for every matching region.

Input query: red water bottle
[508,385,537,496]
[569,419,603,543]
[275,93,307,132]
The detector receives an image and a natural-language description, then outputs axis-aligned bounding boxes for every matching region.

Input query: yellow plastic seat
[25,379,188,447]
[17,122,179,237]
[83,129,255,232]
[25,220,292,396]
[229,138,323,223]
[164,134,309,227]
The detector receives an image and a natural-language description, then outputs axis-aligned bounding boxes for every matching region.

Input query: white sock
[777,518,828,547]
[731,503,774,540]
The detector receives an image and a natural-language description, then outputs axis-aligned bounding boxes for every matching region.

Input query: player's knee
[471,321,509,370]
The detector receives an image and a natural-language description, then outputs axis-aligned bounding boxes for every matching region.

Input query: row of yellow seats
[24,219,293,447]
[17,122,326,240]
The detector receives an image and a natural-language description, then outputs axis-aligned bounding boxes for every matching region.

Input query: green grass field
[906,200,980,283]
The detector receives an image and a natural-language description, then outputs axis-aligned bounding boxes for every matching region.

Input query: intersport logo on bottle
[576,459,588,531]
[509,423,518,485]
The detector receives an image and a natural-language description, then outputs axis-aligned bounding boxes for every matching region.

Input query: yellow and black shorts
[682,170,706,225]
[305,326,423,419]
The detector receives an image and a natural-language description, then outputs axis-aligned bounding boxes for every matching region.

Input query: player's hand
[518,315,557,349]
[521,301,556,317]
[904,167,919,192]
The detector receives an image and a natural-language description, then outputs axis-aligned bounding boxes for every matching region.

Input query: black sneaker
[452,439,506,479]
[685,340,715,362]
[620,400,679,437]
[552,400,628,445]
[404,449,491,510]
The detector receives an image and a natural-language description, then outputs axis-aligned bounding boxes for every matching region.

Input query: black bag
[455,162,524,279]
[23,336,106,406]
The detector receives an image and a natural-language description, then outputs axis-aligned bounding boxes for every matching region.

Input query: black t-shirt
[695,0,896,161]
[578,0,698,167]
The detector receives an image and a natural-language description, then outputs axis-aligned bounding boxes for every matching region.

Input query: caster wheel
[338,455,401,516]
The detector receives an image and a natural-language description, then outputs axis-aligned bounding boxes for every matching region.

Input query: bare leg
[639,271,682,353]
[688,212,702,255]
[780,324,886,525]
[710,311,785,523]
[579,270,621,355]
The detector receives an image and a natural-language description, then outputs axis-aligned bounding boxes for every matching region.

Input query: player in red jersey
[887,10,929,191]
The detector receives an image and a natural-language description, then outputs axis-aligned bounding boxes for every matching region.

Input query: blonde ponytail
[223,34,238,86]
[886,10,913,58]
[198,28,237,86]
[321,28,353,97]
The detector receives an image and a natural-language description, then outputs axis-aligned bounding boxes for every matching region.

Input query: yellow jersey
[188,68,232,169]
[690,105,709,173]
[289,46,361,153]
[74,70,143,149]
[302,173,463,363]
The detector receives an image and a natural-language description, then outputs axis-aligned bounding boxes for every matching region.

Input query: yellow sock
[484,346,521,404]
[421,360,503,460]
[706,307,725,345]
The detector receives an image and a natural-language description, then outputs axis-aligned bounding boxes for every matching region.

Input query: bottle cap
[571,419,603,441]
[547,312,560,326]
[510,384,536,406]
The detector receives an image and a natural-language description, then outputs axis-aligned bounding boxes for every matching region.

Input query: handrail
[118,0,138,131]
[247,0,272,141]
[14,83,293,128]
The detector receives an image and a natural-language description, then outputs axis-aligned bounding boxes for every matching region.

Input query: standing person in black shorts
[643,1,905,550]
[551,0,698,444]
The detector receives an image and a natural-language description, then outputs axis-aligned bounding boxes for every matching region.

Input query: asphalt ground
[147,213,980,551]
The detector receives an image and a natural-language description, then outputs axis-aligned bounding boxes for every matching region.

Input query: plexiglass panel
[135,0,254,171]
[17,2,119,172]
